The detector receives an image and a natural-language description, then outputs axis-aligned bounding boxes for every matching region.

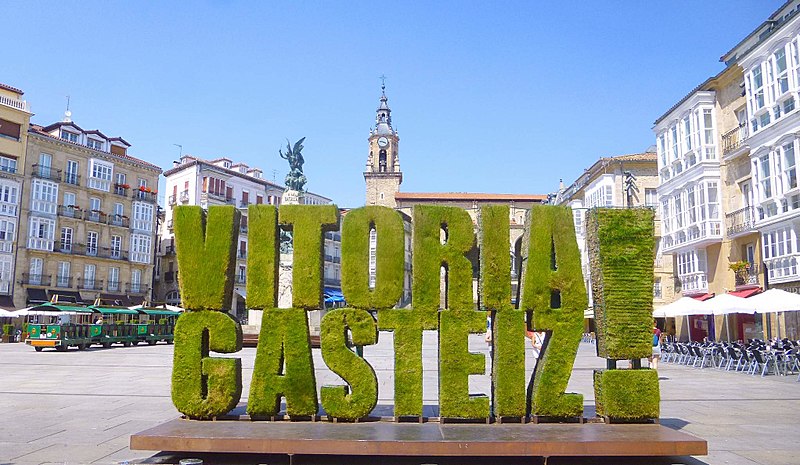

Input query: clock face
[378,137,388,147]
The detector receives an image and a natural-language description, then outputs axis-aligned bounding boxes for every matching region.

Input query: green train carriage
[25,303,100,352]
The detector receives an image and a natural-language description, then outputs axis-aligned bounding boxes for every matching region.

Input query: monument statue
[279,137,307,192]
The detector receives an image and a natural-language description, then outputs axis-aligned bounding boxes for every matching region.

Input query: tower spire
[374,77,393,135]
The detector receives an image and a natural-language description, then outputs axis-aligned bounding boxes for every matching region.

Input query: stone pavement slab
[1,334,799,464]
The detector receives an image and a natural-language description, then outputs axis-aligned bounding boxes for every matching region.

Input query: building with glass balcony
[0,83,31,308]
[14,113,161,308]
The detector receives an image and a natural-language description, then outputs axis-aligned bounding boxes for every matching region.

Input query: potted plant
[729,260,751,285]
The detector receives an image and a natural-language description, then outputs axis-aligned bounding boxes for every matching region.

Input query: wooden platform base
[131,418,707,457]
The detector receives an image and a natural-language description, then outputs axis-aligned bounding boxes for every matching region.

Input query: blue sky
[5,1,785,207]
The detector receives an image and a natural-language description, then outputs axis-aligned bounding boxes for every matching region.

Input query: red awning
[690,293,715,301]
[728,288,762,298]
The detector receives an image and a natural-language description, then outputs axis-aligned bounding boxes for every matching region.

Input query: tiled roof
[559,152,656,202]
[395,192,546,201]
[108,137,131,147]
[0,83,24,95]
[28,124,161,172]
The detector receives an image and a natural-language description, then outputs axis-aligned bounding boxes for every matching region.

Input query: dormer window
[60,130,79,143]
[223,161,231,169]
[86,138,104,150]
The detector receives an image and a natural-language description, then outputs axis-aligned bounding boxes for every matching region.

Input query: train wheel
[34,347,43,352]
[148,340,156,346]
[56,345,67,352]
[166,339,173,345]
[78,344,87,351]
[123,341,131,347]
[102,342,111,348]
[132,341,139,346]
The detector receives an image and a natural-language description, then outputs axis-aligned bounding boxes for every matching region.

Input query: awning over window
[49,290,86,305]
[690,293,715,301]
[728,288,762,298]
[26,288,48,305]
[0,295,15,310]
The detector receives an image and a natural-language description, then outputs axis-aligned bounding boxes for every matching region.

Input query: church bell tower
[364,83,402,207]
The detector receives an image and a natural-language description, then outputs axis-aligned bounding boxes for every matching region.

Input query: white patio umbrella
[701,293,758,342]
[748,288,800,313]
[0,309,14,317]
[749,288,800,339]
[655,297,712,342]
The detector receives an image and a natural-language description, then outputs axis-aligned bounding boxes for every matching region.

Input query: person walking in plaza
[650,323,662,369]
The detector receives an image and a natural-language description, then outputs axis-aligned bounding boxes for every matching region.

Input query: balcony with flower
[133,185,157,203]
[730,260,760,289]
[114,183,130,197]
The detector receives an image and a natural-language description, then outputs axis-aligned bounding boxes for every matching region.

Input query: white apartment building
[156,155,339,319]
[724,2,800,291]
[655,90,722,297]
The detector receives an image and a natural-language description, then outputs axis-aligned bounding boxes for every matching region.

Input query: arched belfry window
[379,150,387,172]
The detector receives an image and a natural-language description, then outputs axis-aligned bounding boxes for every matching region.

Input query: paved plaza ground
[0,334,798,465]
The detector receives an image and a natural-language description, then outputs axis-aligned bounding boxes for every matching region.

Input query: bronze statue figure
[279,137,307,191]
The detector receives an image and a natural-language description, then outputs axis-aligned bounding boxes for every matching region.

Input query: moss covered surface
[171,311,243,419]
[593,369,659,421]
[320,309,379,420]
[246,205,279,309]
[520,205,586,419]
[279,205,340,310]
[439,310,490,419]
[586,208,655,360]
[479,205,512,310]
[247,309,318,417]
[492,310,527,417]
[173,206,240,311]
[341,206,405,310]
[413,206,475,313]
[377,310,438,417]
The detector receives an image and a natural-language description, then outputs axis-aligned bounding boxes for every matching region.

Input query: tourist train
[24,296,180,352]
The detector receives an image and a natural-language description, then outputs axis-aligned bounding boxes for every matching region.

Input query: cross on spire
[379,74,387,92]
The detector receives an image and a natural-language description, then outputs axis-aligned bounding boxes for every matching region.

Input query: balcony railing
[57,205,82,218]
[725,206,756,237]
[31,164,62,182]
[165,245,175,255]
[734,267,760,289]
[324,278,341,286]
[84,210,106,223]
[166,219,174,230]
[180,190,190,203]
[236,275,246,285]
[240,225,248,234]
[78,278,104,291]
[127,283,148,294]
[679,271,708,295]
[0,94,29,112]
[108,214,130,228]
[164,271,175,283]
[114,185,128,197]
[63,173,80,186]
[54,276,73,288]
[107,281,122,292]
[21,273,51,286]
[168,194,177,206]
[240,200,250,208]
[133,190,157,203]
[721,124,749,156]
[237,250,247,259]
